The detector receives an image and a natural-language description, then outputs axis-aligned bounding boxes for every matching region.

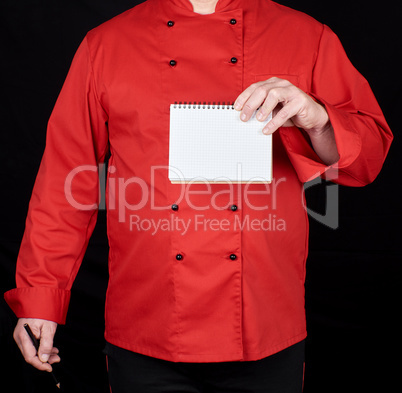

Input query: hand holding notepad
[168,103,272,183]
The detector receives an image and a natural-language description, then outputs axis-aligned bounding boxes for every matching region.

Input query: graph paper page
[168,104,272,183]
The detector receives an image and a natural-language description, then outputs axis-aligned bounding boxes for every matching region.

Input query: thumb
[37,325,56,363]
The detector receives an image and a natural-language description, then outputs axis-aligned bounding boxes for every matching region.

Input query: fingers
[234,77,312,134]
[25,348,59,372]
[262,99,299,134]
[234,77,288,118]
[15,325,48,370]
[48,350,61,365]
[38,323,56,363]
[14,318,59,372]
[234,82,269,121]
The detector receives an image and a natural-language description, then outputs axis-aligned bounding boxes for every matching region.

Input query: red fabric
[4,0,392,362]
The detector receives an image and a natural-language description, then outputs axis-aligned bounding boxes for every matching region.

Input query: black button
[230,57,238,64]
[230,18,237,25]
[176,254,183,261]
[230,204,238,211]
[167,20,175,27]
[230,254,237,260]
[171,204,179,211]
[169,60,177,67]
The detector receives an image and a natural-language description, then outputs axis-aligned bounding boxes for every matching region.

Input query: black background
[1,1,401,392]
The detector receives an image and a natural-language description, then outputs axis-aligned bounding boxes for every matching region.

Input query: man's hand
[234,77,339,165]
[14,318,60,372]
[234,77,329,134]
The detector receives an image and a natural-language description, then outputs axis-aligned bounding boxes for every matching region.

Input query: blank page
[169,104,272,183]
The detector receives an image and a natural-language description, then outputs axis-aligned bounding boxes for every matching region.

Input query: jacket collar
[168,0,239,13]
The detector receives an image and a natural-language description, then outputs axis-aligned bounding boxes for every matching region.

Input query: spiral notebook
[168,103,272,183]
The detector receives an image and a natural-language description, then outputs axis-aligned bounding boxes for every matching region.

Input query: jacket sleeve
[279,24,393,186]
[4,36,109,324]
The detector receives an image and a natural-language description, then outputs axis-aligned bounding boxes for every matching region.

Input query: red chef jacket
[4,0,392,362]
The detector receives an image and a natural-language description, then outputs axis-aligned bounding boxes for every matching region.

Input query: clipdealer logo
[128,213,286,235]
[64,164,287,212]
[64,164,339,231]
[303,168,339,230]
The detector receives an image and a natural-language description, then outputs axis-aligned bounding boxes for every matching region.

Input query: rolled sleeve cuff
[318,98,362,169]
[279,126,328,183]
[279,97,362,183]
[4,287,71,324]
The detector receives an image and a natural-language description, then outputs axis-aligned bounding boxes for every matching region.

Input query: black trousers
[104,340,305,393]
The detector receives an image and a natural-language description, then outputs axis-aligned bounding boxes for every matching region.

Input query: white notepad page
[168,104,272,183]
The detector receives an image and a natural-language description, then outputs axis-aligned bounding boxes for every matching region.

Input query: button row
[166,16,239,266]
[169,58,239,67]
[167,19,237,27]
[167,18,239,68]
[175,253,238,261]
[171,204,238,211]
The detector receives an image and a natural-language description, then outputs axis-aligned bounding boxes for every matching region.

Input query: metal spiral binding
[173,102,235,110]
